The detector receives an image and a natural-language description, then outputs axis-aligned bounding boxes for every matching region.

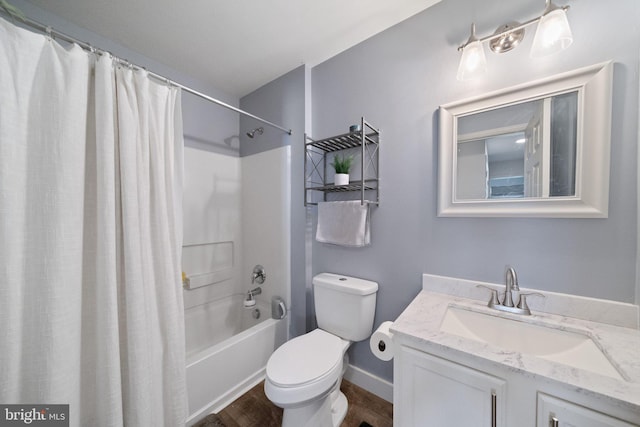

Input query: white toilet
[264,273,378,427]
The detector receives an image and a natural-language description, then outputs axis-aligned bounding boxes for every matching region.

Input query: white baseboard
[344,364,393,403]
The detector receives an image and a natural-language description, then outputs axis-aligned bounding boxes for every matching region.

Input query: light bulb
[457,40,487,81]
[530,8,573,58]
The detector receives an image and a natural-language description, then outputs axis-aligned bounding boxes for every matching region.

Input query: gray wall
[311,0,639,382]
[240,66,310,338]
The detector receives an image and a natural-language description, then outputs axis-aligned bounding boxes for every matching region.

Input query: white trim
[438,61,613,218]
[457,123,527,143]
[637,47,640,308]
[344,364,393,403]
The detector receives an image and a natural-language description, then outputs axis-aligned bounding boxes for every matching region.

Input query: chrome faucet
[247,287,262,298]
[244,287,262,307]
[503,266,519,307]
[476,266,544,315]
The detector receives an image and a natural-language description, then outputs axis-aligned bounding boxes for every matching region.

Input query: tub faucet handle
[251,265,266,284]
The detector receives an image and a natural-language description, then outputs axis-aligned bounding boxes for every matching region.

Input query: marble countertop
[391,289,640,413]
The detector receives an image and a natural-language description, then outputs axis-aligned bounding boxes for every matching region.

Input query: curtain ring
[120,59,132,70]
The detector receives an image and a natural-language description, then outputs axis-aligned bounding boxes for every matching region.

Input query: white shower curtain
[0,17,186,426]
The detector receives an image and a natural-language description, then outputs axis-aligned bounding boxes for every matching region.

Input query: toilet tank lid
[312,273,378,295]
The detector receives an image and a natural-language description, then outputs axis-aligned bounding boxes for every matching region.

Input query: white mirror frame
[438,62,613,218]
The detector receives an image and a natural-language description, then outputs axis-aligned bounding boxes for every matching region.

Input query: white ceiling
[27,0,441,97]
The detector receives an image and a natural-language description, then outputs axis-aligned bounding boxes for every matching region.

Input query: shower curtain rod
[1,12,293,136]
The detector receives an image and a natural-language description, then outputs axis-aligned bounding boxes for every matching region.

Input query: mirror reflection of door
[524,99,549,197]
[455,91,578,201]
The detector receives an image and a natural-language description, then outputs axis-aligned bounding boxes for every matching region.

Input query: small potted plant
[331,154,354,186]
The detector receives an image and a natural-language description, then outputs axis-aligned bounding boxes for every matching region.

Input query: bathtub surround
[240,66,309,339]
[183,146,291,425]
[182,149,242,309]
[240,147,292,318]
[0,16,186,425]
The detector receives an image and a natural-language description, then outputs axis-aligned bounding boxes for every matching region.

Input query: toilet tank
[313,273,378,342]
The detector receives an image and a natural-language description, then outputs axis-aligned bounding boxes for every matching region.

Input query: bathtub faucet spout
[244,287,261,308]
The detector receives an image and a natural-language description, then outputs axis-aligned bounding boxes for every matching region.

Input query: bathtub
[185,294,287,426]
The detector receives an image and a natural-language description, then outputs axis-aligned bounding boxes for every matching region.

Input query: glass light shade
[530,8,573,58]
[456,40,487,81]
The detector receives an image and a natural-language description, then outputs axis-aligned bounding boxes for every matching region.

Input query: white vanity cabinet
[391,279,640,427]
[395,346,507,427]
[537,393,637,427]
[394,342,640,427]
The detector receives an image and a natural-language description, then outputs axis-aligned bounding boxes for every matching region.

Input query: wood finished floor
[195,379,393,427]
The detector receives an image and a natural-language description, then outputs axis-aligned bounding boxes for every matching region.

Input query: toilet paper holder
[370,321,395,361]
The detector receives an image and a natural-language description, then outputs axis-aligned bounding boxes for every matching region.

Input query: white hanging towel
[316,201,371,247]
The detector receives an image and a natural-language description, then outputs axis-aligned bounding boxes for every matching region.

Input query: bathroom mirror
[438,62,613,218]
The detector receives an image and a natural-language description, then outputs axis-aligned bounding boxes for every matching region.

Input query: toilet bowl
[265,329,351,427]
[264,273,378,427]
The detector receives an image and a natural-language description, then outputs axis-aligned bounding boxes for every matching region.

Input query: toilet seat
[265,329,348,406]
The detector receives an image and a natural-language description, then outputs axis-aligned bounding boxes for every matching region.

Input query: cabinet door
[537,393,638,427]
[396,346,506,427]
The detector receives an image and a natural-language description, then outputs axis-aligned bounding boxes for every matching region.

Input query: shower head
[246,127,264,139]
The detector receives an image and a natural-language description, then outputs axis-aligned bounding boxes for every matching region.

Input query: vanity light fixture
[457,0,572,81]
[456,23,487,81]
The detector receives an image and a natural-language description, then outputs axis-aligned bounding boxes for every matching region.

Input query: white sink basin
[440,306,624,380]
